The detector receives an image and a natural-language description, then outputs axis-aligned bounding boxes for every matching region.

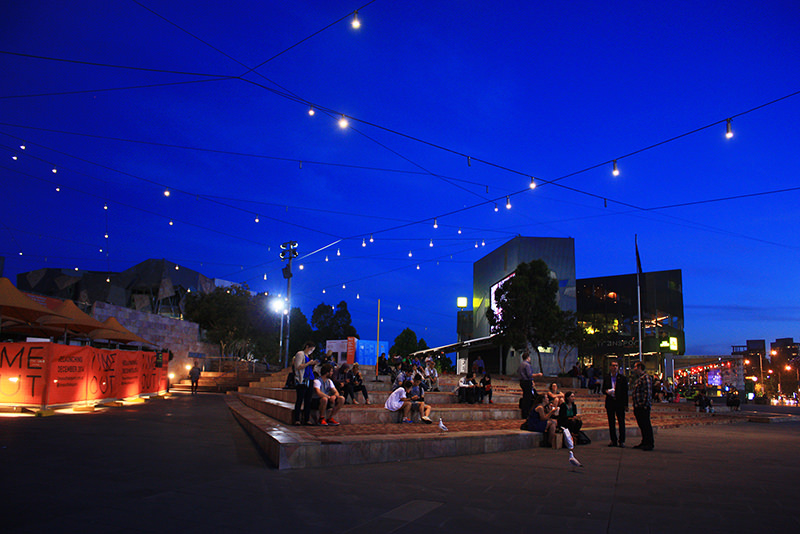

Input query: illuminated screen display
[489,272,516,320]
[707,369,722,386]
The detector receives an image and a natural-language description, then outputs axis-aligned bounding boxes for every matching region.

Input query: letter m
[0,346,24,368]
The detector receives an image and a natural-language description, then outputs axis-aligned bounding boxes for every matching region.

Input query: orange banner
[0,343,50,406]
[46,345,90,405]
[0,342,164,407]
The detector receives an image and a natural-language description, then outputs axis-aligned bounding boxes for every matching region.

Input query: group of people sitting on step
[523,384,584,448]
[379,352,440,392]
[456,367,493,404]
[290,341,370,426]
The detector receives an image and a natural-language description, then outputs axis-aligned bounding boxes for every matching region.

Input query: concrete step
[236,393,525,425]
[237,386,520,406]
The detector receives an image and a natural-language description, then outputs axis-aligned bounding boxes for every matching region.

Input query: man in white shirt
[312,363,344,426]
[423,360,439,392]
[385,380,414,423]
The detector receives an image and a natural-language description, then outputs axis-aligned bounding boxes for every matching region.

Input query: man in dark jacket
[602,360,628,447]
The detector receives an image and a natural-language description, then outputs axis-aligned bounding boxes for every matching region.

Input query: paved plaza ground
[2,392,798,533]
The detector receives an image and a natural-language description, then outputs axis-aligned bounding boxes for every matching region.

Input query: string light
[506,196,511,209]
[299,265,304,270]
[356,293,360,299]
[308,107,315,116]
[458,228,462,234]
[338,115,349,129]
[19,143,25,150]
[408,250,413,257]
[11,154,17,160]
[416,264,420,270]
[481,239,485,246]
[429,239,433,247]
[726,118,733,139]
[18,251,22,256]
[433,218,438,229]
[264,274,267,280]
[104,233,109,239]
[164,189,170,197]
[175,265,179,270]
[51,166,57,174]
[362,238,366,247]
[397,304,401,310]
[369,234,374,243]
[325,255,329,262]
[169,220,173,226]
[529,177,536,189]
[351,10,361,29]
[494,203,498,212]
[323,289,326,293]
[336,248,341,256]
[342,283,346,289]
[612,160,620,177]
[475,241,479,248]
[467,156,471,166]
[55,187,60,192]
[103,204,108,210]
[255,215,260,223]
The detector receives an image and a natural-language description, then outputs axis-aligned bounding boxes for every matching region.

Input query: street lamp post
[280,241,298,368]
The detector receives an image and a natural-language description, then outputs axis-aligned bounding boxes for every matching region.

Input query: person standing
[292,341,316,425]
[632,361,655,451]
[519,352,543,419]
[188,361,201,395]
[602,360,628,447]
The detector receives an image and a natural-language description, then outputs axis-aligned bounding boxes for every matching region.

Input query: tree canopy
[390,327,428,357]
[310,301,358,343]
[184,285,281,362]
[486,259,569,372]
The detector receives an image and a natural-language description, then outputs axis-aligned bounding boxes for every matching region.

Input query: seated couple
[385,377,433,424]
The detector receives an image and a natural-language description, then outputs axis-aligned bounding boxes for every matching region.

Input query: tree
[288,307,313,356]
[486,259,562,373]
[552,310,582,373]
[310,301,358,343]
[417,338,429,352]
[390,327,420,357]
[184,285,272,360]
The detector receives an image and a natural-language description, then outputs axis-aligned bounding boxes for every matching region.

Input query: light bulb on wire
[308,107,315,116]
[726,118,733,139]
[612,160,620,177]
[529,177,536,189]
[164,189,171,197]
[433,218,438,229]
[338,115,349,129]
[494,203,499,212]
[51,166,57,174]
[369,234,374,243]
[336,248,341,256]
[11,154,17,161]
[351,10,361,29]
[429,239,433,247]
[506,196,511,209]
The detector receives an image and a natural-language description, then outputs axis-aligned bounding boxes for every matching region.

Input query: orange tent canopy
[0,277,69,324]
[39,299,107,335]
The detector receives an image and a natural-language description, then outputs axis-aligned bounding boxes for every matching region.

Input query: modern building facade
[465,236,577,376]
[576,269,685,375]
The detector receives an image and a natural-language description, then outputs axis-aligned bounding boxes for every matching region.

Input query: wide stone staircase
[226,366,738,469]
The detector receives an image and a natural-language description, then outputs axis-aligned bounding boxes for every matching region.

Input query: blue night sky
[1,1,799,355]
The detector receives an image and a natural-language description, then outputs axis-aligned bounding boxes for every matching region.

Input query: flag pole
[636,234,643,362]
